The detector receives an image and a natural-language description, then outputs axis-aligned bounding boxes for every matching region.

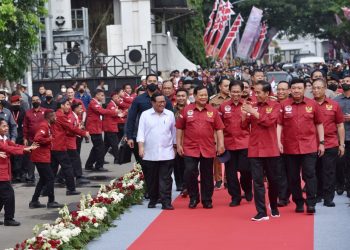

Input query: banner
[217,14,243,59]
[203,0,220,47]
[250,22,267,60]
[236,6,263,59]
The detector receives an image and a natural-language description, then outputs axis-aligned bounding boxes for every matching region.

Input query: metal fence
[31,45,158,81]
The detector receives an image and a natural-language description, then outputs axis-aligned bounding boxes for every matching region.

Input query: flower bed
[7,164,144,250]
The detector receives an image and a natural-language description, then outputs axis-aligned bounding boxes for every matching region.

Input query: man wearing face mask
[0,94,18,142]
[334,75,350,198]
[56,84,67,101]
[75,83,91,109]
[41,89,57,111]
[9,95,26,182]
[23,96,46,183]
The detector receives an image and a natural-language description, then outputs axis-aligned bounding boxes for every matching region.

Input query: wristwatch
[340,144,345,148]
[319,140,325,145]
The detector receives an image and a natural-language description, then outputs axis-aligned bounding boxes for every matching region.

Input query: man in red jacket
[51,99,89,195]
[85,89,118,171]
[29,110,64,209]
[242,80,281,221]
[103,91,126,164]
[0,118,38,226]
[22,95,46,183]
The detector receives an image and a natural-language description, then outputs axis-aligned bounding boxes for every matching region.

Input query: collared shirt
[242,100,280,158]
[176,103,225,158]
[126,92,173,139]
[278,97,324,154]
[316,98,344,149]
[0,108,17,141]
[23,107,46,141]
[137,108,176,161]
[209,93,230,109]
[74,92,91,109]
[218,99,249,150]
[334,94,350,141]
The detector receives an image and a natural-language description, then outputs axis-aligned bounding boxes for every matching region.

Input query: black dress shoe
[148,202,157,208]
[295,204,304,213]
[277,200,289,207]
[336,188,344,195]
[316,197,323,203]
[85,167,94,171]
[323,201,335,207]
[93,168,108,172]
[47,201,64,209]
[144,193,150,199]
[66,190,81,196]
[245,192,253,202]
[306,206,316,214]
[29,201,46,209]
[4,219,20,226]
[188,199,199,209]
[161,204,174,210]
[203,202,213,209]
[76,178,90,185]
[229,200,241,207]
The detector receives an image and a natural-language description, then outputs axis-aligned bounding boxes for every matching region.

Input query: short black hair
[256,80,271,93]
[31,95,40,100]
[218,76,230,85]
[251,69,264,77]
[94,89,105,97]
[194,86,208,95]
[312,78,327,87]
[44,109,55,119]
[0,117,5,125]
[151,92,164,102]
[113,87,123,95]
[0,91,6,96]
[71,101,82,111]
[310,69,324,79]
[290,78,306,88]
[229,80,244,91]
[122,83,132,90]
[57,97,69,109]
[146,74,158,82]
[277,81,290,88]
[183,80,193,86]
[176,88,188,96]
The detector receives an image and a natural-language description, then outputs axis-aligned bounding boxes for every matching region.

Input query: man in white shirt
[137,93,176,210]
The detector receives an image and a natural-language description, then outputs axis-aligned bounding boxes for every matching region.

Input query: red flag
[206,1,235,56]
[342,6,350,20]
[217,14,243,59]
[203,0,220,47]
[251,22,267,60]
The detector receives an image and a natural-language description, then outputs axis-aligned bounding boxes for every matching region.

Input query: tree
[0,0,46,81]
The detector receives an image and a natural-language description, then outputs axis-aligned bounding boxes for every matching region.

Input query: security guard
[176,86,225,209]
[209,77,230,189]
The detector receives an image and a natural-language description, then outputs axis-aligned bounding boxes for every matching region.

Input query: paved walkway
[0,142,133,249]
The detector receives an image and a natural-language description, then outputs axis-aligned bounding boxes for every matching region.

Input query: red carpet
[128,188,314,250]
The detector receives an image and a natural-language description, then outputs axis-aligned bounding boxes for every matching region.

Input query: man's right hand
[127,139,134,148]
[177,145,184,156]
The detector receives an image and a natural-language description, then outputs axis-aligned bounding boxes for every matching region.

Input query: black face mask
[32,102,40,108]
[342,84,350,92]
[12,105,20,111]
[328,84,338,92]
[147,83,158,92]
[46,96,53,101]
[0,100,7,107]
[79,89,85,94]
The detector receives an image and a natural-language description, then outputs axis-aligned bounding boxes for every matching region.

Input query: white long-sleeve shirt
[137,108,176,161]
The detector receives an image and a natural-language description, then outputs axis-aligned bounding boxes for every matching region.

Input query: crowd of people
[0,62,350,226]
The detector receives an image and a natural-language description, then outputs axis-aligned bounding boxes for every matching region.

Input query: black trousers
[286,153,317,206]
[250,157,279,215]
[316,147,339,202]
[67,149,83,178]
[174,153,185,190]
[76,137,83,155]
[278,154,291,201]
[32,163,55,203]
[343,141,350,191]
[225,149,252,202]
[0,181,15,220]
[117,124,125,141]
[142,160,174,204]
[184,156,214,203]
[11,155,24,179]
[336,155,346,190]
[85,134,105,169]
[51,151,76,191]
[133,138,143,164]
[104,132,119,160]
